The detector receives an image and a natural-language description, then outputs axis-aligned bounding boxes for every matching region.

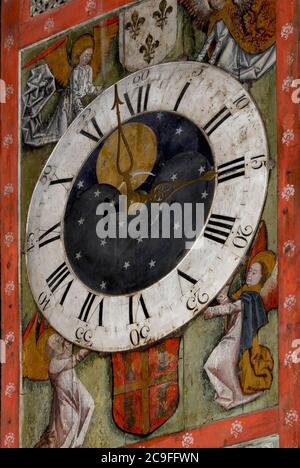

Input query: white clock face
[26,62,269,352]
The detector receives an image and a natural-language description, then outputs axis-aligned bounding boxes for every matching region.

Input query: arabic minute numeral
[232,225,254,249]
[251,155,266,170]
[130,326,150,347]
[38,291,51,311]
[203,93,250,136]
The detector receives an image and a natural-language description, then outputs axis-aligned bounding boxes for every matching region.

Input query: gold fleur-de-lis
[153,0,173,30]
[139,34,160,64]
[125,10,145,40]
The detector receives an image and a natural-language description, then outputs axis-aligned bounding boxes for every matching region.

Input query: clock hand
[138,171,216,204]
[112,85,136,203]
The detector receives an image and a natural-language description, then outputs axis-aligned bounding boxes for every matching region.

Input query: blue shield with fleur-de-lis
[119,0,177,72]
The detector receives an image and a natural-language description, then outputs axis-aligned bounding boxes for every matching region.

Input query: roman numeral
[217,157,245,183]
[39,222,61,248]
[129,295,150,325]
[124,84,151,116]
[46,262,72,294]
[177,270,197,285]
[204,214,236,245]
[78,292,104,326]
[174,82,191,111]
[50,177,74,186]
[80,116,103,142]
[204,94,250,136]
[203,106,232,136]
[59,280,74,306]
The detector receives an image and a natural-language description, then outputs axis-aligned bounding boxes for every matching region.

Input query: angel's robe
[35,350,94,448]
[197,16,275,81]
[204,284,266,410]
[22,64,102,147]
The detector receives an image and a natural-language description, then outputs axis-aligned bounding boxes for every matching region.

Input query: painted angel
[179,0,276,81]
[23,316,94,448]
[22,21,118,147]
[203,222,277,410]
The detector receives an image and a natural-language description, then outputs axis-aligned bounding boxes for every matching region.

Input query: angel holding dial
[203,222,278,410]
[179,0,276,81]
[22,21,118,147]
[23,317,94,448]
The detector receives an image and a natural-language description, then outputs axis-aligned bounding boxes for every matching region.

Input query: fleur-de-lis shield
[119,0,177,72]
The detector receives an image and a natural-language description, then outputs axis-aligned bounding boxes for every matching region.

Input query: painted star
[137,237,144,244]
[123,261,131,270]
[94,189,101,198]
[157,112,164,121]
[149,259,156,269]
[176,127,183,136]
[174,222,181,231]
[77,180,84,189]
[100,281,107,290]
[198,166,206,175]
[78,217,85,226]
[75,252,82,260]
[100,239,107,247]
[171,173,178,181]
[201,191,209,200]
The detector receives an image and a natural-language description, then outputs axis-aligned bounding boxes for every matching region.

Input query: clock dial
[26,62,269,352]
[63,111,215,296]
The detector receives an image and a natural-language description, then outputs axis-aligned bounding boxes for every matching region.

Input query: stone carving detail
[30,0,71,16]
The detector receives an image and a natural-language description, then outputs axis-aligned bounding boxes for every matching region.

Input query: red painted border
[277,0,300,449]
[0,0,20,449]
[126,408,279,448]
[19,0,136,48]
[1,0,299,448]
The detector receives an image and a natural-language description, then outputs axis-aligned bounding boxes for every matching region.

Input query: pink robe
[36,352,94,448]
[204,306,262,410]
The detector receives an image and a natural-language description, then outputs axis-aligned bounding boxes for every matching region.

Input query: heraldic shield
[119,0,178,72]
[112,338,180,435]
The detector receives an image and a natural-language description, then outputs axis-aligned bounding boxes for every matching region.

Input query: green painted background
[21,4,278,448]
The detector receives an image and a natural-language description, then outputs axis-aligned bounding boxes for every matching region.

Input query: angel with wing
[22,21,118,147]
[203,221,277,410]
[179,0,276,81]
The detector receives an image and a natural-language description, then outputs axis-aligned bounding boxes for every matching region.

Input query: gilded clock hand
[112,84,136,202]
[138,171,216,204]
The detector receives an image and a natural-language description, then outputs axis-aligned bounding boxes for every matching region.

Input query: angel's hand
[203,307,217,320]
[76,348,90,361]
[203,302,239,320]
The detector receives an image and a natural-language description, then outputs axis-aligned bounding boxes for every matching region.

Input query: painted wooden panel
[1,0,300,449]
